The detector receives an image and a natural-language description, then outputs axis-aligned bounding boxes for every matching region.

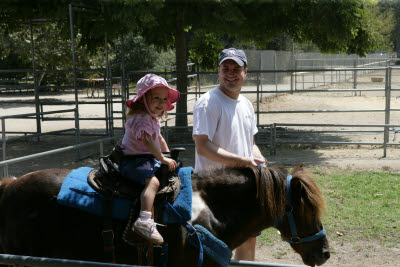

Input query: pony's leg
[165,224,185,267]
[166,224,211,267]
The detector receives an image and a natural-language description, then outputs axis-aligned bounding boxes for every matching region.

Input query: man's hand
[254,157,266,166]
[239,157,267,168]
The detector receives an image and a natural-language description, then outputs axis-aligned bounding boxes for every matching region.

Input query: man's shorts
[119,157,161,185]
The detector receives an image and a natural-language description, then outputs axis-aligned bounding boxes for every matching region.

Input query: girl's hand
[161,157,177,172]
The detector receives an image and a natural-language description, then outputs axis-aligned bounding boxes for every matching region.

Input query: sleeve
[192,96,220,142]
[249,101,258,136]
[130,115,155,141]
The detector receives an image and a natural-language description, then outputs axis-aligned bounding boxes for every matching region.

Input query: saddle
[87,144,185,264]
[88,145,184,203]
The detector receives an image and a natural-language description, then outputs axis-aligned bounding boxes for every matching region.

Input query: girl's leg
[133,176,164,244]
[140,176,160,211]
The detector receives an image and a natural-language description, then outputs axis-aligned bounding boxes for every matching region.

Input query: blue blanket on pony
[57,166,231,266]
[57,167,132,220]
[57,167,193,221]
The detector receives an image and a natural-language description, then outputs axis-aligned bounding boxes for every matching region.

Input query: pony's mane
[250,165,325,221]
[256,166,286,219]
[291,164,326,220]
[193,165,325,221]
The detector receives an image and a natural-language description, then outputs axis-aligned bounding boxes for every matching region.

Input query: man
[192,48,266,261]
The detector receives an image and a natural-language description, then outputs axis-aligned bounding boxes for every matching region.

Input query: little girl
[119,73,179,244]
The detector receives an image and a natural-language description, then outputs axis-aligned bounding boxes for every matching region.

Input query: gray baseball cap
[218,48,247,67]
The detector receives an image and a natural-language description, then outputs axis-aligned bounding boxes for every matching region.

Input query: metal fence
[0,135,121,177]
[2,53,400,176]
[0,254,308,267]
[0,254,139,267]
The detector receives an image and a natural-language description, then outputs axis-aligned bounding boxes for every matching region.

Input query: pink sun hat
[126,73,180,111]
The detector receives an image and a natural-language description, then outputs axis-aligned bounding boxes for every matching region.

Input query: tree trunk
[174,8,188,132]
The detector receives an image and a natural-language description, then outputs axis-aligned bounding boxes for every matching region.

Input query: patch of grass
[259,169,400,248]
[314,170,400,246]
[259,227,282,245]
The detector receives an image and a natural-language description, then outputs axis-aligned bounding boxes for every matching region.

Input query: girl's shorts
[119,157,161,185]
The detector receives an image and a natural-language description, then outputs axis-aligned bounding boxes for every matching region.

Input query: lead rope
[164,201,204,267]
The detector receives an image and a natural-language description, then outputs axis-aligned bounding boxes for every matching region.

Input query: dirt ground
[1,71,400,266]
[255,237,400,267]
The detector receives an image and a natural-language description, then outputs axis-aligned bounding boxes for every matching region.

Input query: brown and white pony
[0,164,329,266]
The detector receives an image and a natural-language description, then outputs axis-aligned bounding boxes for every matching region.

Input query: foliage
[1,0,379,59]
[0,22,94,88]
[5,1,379,57]
[154,49,176,69]
[0,27,31,79]
[262,34,293,52]
[188,31,223,71]
[368,0,395,52]
[109,33,159,74]
[378,0,400,57]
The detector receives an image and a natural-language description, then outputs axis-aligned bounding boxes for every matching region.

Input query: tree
[0,26,32,79]
[125,0,378,129]
[109,33,160,74]
[1,0,378,128]
[0,22,96,89]
[377,0,400,57]
[368,0,395,53]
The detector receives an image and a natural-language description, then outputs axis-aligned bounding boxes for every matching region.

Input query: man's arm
[193,134,257,167]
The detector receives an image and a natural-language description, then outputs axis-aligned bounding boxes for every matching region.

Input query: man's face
[218,59,247,98]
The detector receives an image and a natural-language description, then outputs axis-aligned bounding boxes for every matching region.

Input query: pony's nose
[323,249,330,260]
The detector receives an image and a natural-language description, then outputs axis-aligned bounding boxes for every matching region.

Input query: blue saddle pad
[163,167,193,224]
[57,167,132,220]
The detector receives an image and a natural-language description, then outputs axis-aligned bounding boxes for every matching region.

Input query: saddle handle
[169,147,186,161]
[160,147,185,172]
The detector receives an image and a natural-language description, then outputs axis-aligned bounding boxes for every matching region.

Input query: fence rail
[0,254,139,267]
[2,56,400,176]
[0,135,122,176]
[0,254,307,267]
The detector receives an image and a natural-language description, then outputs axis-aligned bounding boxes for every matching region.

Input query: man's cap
[218,48,247,67]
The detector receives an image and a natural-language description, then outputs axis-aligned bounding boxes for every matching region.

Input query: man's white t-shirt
[192,87,258,171]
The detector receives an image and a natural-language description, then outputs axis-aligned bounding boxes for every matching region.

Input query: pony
[0,164,330,266]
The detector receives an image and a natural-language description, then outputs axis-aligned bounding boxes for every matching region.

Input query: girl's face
[145,87,169,116]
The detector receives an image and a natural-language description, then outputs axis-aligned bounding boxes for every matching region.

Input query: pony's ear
[292,163,304,175]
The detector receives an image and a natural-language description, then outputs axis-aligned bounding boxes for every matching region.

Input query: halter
[273,175,326,244]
